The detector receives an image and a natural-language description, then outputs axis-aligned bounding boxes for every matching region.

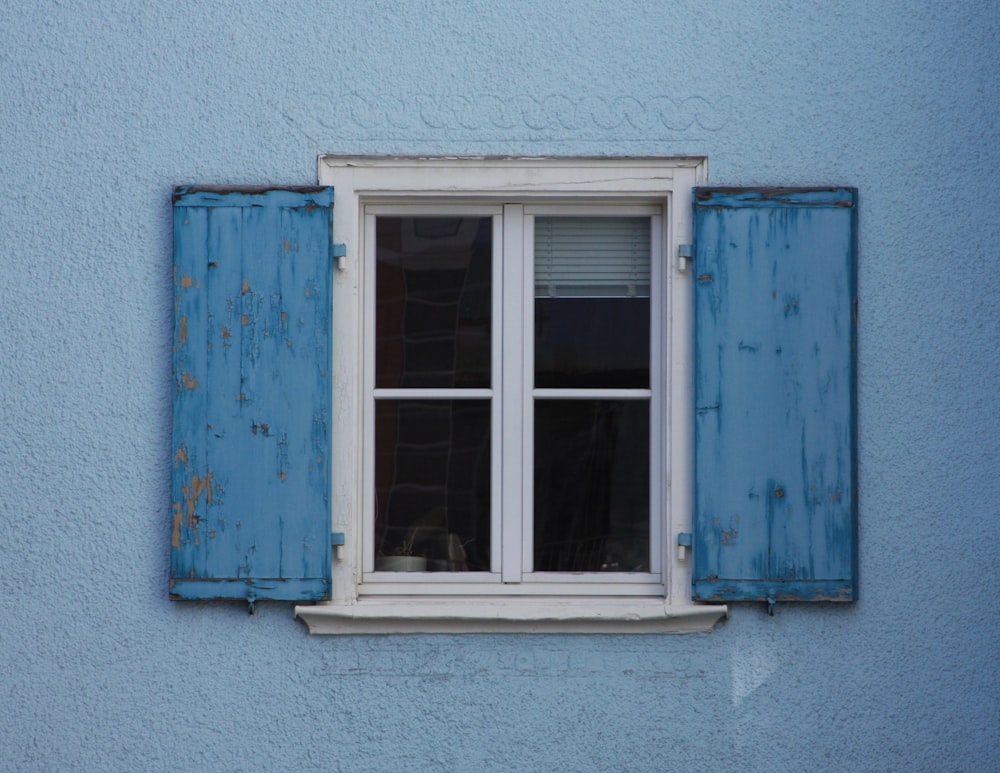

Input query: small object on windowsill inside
[375,530,427,571]
[375,554,428,572]
[375,520,469,572]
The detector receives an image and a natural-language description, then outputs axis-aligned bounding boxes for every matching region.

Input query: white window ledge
[295,599,728,634]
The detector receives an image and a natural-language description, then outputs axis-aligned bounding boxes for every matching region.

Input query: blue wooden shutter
[692,188,858,603]
[171,187,333,603]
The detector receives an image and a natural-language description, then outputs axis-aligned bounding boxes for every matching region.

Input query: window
[170,161,857,633]
[301,156,725,632]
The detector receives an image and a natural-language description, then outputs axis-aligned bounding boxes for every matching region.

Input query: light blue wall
[2,2,998,770]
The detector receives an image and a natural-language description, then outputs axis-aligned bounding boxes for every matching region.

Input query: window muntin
[365,203,664,593]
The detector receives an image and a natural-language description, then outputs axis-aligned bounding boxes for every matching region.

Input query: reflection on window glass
[374,400,491,572]
[376,216,491,389]
[533,400,649,572]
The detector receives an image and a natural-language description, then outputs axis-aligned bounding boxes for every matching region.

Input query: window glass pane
[533,400,650,572]
[534,217,650,389]
[375,400,490,571]
[376,216,491,388]
[535,297,649,388]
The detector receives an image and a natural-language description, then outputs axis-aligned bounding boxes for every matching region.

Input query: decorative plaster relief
[282,93,732,142]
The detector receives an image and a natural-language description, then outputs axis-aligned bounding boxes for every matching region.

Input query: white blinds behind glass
[534,216,650,298]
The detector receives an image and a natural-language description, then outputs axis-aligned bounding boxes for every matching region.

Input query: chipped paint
[176,471,214,547]
[182,472,213,525]
[171,502,183,549]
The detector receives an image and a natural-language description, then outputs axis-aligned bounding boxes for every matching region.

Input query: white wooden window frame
[363,201,661,594]
[296,156,728,634]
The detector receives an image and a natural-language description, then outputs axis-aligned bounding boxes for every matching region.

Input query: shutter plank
[170,187,333,603]
[692,187,858,603]
[172,204,212,581]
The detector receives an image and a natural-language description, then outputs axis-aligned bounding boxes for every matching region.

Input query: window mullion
[500,204,525,583]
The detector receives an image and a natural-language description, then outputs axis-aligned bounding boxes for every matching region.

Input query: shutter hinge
[332,243,347,271]
[677,244,693,273]
[677,532,693,560]
[332,531,345,561]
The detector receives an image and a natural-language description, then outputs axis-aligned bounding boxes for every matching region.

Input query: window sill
[295,598,728,634]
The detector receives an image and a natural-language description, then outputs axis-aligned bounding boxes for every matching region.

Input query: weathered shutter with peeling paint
[171,187,333,603]
[692,187,858,603]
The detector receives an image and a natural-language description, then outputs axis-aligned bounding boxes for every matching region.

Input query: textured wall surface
[2,2,998,771]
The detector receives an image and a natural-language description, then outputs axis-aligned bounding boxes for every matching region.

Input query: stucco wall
[2,2,998,770]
